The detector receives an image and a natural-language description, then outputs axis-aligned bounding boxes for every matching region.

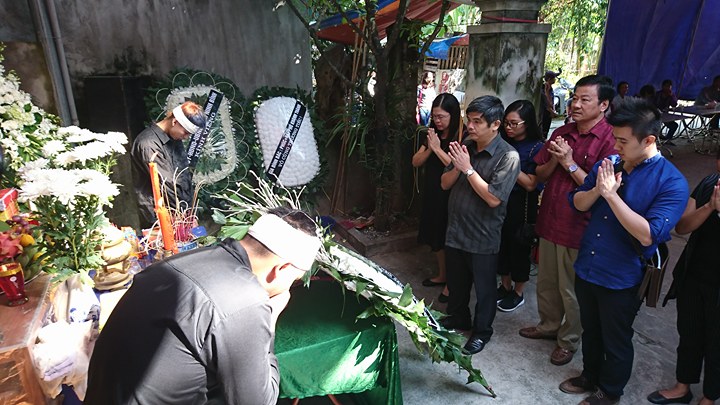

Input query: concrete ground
[280,126,718,405]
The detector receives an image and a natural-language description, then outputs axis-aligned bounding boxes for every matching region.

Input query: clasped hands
[710,178,720,212]
[596,158,622,199]
[548,136,574,168]
[427,128,441,152]
[448,141,471,173]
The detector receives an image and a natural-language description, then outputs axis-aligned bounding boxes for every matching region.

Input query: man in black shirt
[85,208,321,405]
[131,101,205,228]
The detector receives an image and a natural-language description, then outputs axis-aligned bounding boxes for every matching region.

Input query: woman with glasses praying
[496,100,544,312]
[412,93,462,303]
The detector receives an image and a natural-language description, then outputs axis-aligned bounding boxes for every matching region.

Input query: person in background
[694,75,720,129]
[654,79,680,144]
[519,75,617,367]
[647,157,720,405]
[86,208,322,405]
[496,100,544,312]
[637,84,656,101]
[413,93,461,303]
[131,101,206,229]
[611,81,629,112]
[417,71,437,126]
[439,96,520,355]
[562,97,688,405]
[541,69,562,139]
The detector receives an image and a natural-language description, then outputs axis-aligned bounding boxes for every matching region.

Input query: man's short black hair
[575,75,616,103]
[661,79,673,87]
[607,97,662,142]
[267,207,317,236]
[466,95,504,125]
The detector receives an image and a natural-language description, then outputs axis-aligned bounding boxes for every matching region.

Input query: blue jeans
[419,108,431,126]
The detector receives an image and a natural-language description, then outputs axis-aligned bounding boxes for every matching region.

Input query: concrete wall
[466,25,550,111]
[1,0,311,98]
[55,0,312,95]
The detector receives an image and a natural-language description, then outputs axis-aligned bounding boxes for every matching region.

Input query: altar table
[275,281,403,405]
[0,274,54,404]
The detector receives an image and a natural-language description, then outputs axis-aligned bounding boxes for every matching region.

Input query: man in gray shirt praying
[439,96,520,355]
[85,208,321,405]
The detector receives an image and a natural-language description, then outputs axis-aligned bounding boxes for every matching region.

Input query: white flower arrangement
[0,45,61,186]
[254,97,320,187]
[1,45,127,285]
[164,85,238,185]
[19,168,119,206]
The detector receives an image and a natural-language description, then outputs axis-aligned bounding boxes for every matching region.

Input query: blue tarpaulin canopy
[598,0,720,100]
[424,34,468,59]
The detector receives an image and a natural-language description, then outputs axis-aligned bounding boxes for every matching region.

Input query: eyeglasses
[431,114,450,121]
[503,120,525,128]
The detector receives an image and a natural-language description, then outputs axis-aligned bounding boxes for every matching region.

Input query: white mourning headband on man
[247,214,321,271]
[172,105,200,134]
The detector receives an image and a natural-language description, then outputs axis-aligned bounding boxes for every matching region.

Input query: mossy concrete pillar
[466,0,551,111]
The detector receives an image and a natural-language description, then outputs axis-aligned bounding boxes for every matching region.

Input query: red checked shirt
[533,118,616,249]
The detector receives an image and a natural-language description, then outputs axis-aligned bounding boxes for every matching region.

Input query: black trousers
[445,247,498,341]
[575,276,642,398]
[662,121,679,139]
[675,276,720,400]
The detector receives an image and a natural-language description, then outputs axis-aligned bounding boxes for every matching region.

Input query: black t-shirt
[85,240,279,405]
[686,173,720,286]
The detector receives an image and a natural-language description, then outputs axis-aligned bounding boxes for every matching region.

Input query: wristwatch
[567,164,579,174]
[465,168,476,177]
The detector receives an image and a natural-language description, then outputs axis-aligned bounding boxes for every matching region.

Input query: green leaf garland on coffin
[213,175,496,398]
[145,70,252,207]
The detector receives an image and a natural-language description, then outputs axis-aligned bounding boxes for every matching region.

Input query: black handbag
[514,195,538,247]
[635,242,669,308]
[513,143,539,247]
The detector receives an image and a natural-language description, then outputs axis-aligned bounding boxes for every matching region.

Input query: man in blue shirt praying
[558,97,689,405]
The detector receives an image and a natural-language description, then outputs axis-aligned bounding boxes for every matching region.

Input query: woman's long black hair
[428,93,461,141]
[502,99,542,143]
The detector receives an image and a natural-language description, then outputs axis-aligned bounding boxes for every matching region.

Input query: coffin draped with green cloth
[275,280,403,404]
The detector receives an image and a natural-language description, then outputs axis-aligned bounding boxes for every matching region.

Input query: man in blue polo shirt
[559,98,689,405]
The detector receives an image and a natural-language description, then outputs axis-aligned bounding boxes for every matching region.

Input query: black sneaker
[497,291,525,312]
[496,284,512,303]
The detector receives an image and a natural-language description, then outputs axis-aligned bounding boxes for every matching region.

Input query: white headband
[247,214,321,271]
[172,105,200,134]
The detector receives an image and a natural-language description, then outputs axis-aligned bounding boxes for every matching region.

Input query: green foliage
[420,4,481,39]
[34,195,107,284]
[541,0,609,78]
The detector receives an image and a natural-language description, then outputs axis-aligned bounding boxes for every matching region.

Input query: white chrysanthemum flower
[54,150,79,166]
[41,140,66,157]
[1,119,20,132]
[60,126,96,143]
[18,158,49,178]
[76,171,119,203]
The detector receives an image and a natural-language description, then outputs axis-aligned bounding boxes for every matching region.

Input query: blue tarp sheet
[598,0,720,100]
